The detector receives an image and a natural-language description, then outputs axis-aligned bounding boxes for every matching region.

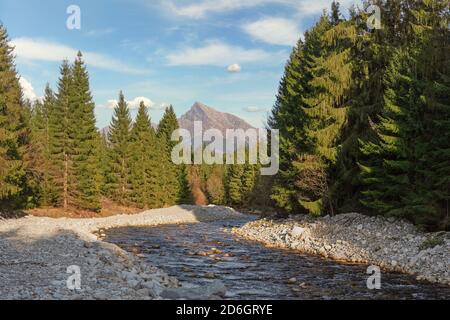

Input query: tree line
[0,23,259,213]
[269,0,449,230]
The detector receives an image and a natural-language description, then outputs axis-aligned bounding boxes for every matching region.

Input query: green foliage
[269,0,450,229]
[69,52,102,211]
[27,85,58,206]
[129,102,157,208]
[206,166,226,205]
[157,106,189,205]
[0,24,28,209]
[107,91,133,205]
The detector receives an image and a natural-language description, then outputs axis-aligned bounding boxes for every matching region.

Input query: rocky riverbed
[232,213,449,286]
[0,205,242,300]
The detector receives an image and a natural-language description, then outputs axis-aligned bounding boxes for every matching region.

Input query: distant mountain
[178,102,254,135]
[100,102,254,141]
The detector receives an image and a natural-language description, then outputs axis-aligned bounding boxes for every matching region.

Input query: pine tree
[359,0,450,229]
[49,60,73,209]
[0,25,26,208]
[28,85,57,206]
[334,0,418,213]
[269,14,332,214]
[157,105,189,205]
[129,101,156,208]
[107,91,132,205]
[0,24,28,210]
[69,52,101,211]
[157,105,178,145]
[227,163,245,205]
[206,166,225,205]
[415,0,450,229]
[360,49,428,222]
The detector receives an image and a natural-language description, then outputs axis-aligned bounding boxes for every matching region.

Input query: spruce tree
[157,105,178,145]
[49,60,73,209]
[269,14,331,214]
[157,106,189,205]
[227,163,245,205]
[69,52,101,211]
[129,101,156,208]
[360,49,429,223]
[28,85,57,206]
[107,91,132,205]
[0,24,27,209]
[206,166,225,205]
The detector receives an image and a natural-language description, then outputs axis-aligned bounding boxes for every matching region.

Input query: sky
[0,0,358,129]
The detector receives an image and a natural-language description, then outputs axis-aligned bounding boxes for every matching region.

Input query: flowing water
[105,217,450,300]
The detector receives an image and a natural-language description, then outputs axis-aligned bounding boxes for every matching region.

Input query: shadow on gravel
[0,210,28,220]
[0,227,108,299]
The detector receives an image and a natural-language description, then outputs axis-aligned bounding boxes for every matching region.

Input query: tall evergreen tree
[157,105,178,144]
[49,60,73,209]
[269,14,331,214]
[107,91,132,205]
[227,163,245,205]
[28,85,57,206]
[0,24,28,209]
[359,0,450,229]
[157,106,190,205]
[129,101,157,208]
[69,52,101,211]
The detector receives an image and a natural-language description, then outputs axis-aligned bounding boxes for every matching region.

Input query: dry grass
[26,198,142,219]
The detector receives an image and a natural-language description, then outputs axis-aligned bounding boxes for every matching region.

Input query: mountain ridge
[178,102,255,136]
[101,101,254,137]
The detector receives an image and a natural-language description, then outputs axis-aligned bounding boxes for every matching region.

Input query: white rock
[291,226,306,238]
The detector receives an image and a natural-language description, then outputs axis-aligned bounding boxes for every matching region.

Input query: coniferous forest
[0,23,258,214]
[270,0,449,230]
[0,0,449,231]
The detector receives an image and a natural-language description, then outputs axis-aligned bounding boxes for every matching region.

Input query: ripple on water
[105,218,450,300]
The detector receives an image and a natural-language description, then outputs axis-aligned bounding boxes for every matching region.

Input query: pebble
[232,212,450,286]
[287,277,297,284]
[0,205,243,300]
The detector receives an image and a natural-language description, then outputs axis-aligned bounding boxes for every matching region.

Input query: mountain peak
[179,102,254,135]
[191,101,212,112]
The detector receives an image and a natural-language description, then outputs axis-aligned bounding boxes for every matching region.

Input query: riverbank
[0,205,243,300]
[232,213,450,286]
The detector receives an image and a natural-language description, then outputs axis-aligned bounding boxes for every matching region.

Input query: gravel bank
[0,205,242,300]
[232,213,449,286]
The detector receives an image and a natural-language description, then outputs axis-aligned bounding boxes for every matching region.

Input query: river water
[105,217,450,300]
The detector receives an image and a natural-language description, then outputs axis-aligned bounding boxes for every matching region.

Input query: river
[104,216,450,300]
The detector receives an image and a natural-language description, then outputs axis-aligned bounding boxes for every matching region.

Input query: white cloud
[244,106,269,113]
[100,97,167,110]
[164,0,271,19]
[11,38,145,74]
[163,0,357,19]
[103,99,119,109]
[167,40,274,66]
[19,77,41,102]
[243,18,301,46]
[128,97,158,109]
[227,63,241,73]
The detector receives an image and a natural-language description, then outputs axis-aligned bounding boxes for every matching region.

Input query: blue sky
[0,0,357,128]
